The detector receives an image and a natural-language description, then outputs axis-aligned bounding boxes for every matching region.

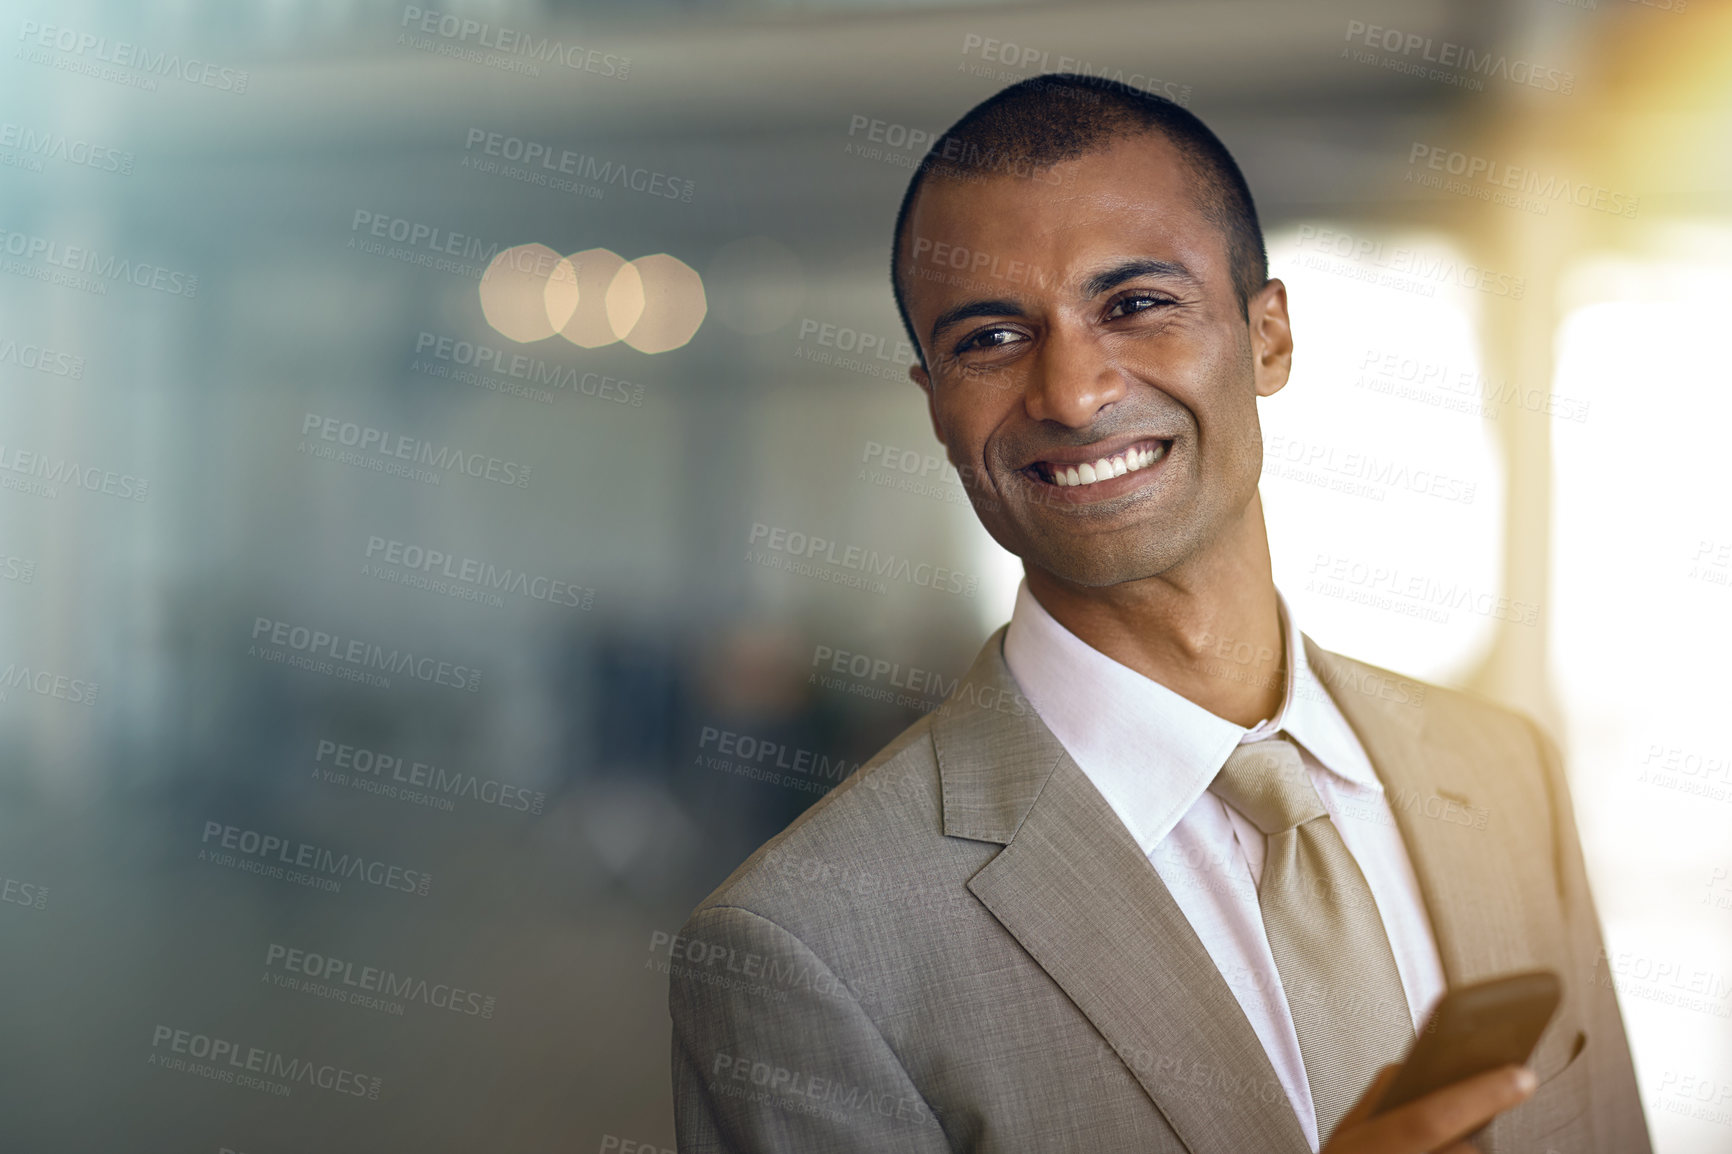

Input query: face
[900,133,1292,589]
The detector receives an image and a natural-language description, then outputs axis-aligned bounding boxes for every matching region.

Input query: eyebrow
[1080,258,1201,298]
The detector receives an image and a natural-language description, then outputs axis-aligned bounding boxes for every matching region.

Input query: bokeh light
[618,253,707,354]
[605,260,647,344]
[545,247,631,349]
[490,246,707,354]
[478,243,563,342]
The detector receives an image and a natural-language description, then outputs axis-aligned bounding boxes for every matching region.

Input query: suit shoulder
[1314,645,1549,755]
[686,710,948,922]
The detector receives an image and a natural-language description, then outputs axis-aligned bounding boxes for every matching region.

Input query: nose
[1023,321,1127,427]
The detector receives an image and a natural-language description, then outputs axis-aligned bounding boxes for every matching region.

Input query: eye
[1105,293,1174,320]
[954,326,1026,355]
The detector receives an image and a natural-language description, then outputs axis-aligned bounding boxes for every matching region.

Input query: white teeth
[1048,442,1166,487]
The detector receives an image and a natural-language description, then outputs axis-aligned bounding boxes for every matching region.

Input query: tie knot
[1208,736,1325,835]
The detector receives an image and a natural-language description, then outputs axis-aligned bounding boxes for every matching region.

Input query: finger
[1365,1065,1536,1151]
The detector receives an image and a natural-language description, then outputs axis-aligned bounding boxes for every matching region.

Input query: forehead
[899,132,1222,307]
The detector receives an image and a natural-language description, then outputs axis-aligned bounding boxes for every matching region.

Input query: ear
[1248,278,1293,399]
[911,361,947,450]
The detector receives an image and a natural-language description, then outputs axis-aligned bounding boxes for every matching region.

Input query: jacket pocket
[1524,1028,1593,1149]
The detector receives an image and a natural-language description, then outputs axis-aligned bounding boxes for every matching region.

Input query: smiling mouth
[1028,439,1171,488]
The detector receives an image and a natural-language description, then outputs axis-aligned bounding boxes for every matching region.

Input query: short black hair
[890,73,1268,368]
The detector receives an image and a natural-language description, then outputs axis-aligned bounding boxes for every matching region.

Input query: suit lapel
[934,629,1311,1154]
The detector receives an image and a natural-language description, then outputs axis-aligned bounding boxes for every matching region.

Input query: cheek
[937,386,1015,463]
[1117,319,1225,387]
[1167,330,1258,435]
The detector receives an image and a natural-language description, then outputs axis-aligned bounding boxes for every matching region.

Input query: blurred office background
[0,0,1727,1149]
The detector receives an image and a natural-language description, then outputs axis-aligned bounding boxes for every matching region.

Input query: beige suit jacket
[669,627,1650,1153]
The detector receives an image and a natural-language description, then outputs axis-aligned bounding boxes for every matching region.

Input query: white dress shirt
[1002,578,1446,1152]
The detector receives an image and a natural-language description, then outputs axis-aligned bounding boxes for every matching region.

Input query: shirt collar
[1001,578,1381,855]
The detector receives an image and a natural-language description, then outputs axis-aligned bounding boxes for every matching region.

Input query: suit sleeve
[668,904,951,1154]
[1525,716,1653,1154]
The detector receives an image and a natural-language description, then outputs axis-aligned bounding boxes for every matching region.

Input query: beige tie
[1208,736,1414,1142]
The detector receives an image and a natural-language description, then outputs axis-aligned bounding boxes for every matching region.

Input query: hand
[1319,1063,1538,1154]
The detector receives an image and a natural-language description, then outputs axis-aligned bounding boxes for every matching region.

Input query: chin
[1024,536,1191,589]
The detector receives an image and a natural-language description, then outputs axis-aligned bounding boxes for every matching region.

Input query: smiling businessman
[669,75,1649,1154]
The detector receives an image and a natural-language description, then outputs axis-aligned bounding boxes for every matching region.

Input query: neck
[1022,493,1286,728]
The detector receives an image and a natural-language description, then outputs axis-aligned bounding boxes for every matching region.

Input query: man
[669,74,1648,1153]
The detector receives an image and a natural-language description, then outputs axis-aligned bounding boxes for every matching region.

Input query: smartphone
[1369,969,1562,1116]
